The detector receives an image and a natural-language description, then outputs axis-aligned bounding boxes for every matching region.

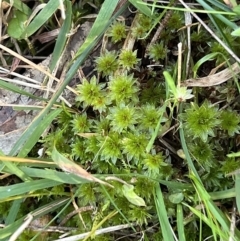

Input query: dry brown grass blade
[52,147,113,188]
[0,44,60,82]
[58,160,114,188]
[182,62,240,87]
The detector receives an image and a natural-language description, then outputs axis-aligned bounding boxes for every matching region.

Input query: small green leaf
[128,0,153,17]
[233,5,240,15]
[231,27,240,36]
[122,184,146,206]
[169,193,184,204]
[5,0,31,15]
[227,151,240,158]
[21,0,60,38]
[7,10,28,39]
[163,71,177,98]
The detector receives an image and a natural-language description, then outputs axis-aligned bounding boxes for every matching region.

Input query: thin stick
[0,44,60,82]
[184,12,192,78]
[9,214,33,241]
[177,42,182,87]
[178,0,240,64]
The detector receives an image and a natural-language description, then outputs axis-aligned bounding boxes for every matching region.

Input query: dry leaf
[77,133,99,138]
[52,147,113,188]
[182,62,240,87]
[1,1,10,10]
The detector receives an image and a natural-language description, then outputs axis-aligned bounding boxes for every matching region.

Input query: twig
[58,206,94,227]
[177,42,182,87]
[229,202,236,241]
[54,223,136,241]
[184,11,192,78]
[148,4,175,47]
[9,214,33,241]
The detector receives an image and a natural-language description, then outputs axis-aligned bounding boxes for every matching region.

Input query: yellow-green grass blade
[21,0,60,38]
[227,151,240,157]
[154,185,175,241]
[0,155,30,182]
[138,3,236,15]
[190,174,236,237]
[193,53,231,78]
[183,202,229,240]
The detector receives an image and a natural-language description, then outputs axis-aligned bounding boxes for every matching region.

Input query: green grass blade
[177,204,186,241]
[227,151,240,157]
[15,166,90,184]
[137,2,235,15]
[190,174,235,238]
[154,185,175,241]
[49,0,72,72]
[21,0,60,38]
[235,174,240,213]
[209,188,236,200]
[101,185,136,232]
[2,108,61,184]
[195,0,237,30]
[164,71,177,98]
[17,108,62,157]
[183,202,229,240]
[146,102,168,153]
[179,103,202,183]
[192,52,220,78]
[73,0,119,59]
[205,0,233,11]
[0,79,45,100]
[158,179,194,190]
[0,179,61,201]
[5,199,22,225]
